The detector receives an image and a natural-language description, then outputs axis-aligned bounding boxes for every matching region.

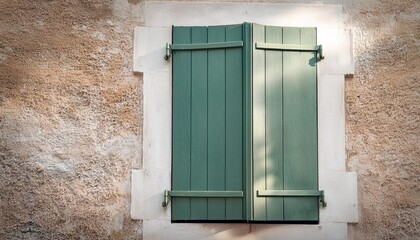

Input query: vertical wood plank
[172,26,192,220]
[265,25,284,221]
[283,27,318,221]
[298,27,318,220]
[207,25,226,220]
[190,27,208,220]
[243,22,253,221]
[225,24,243,220]
[252,24,267,221]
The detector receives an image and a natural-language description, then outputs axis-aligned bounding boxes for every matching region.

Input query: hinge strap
[164,41,243,61]
[257,190,327,208]
[162,190,244,207]
[255,43,325,61]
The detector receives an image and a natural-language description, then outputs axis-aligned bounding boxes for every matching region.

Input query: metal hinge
[320,190,327,208]
[164,43,171,61]
[162,190,170,207]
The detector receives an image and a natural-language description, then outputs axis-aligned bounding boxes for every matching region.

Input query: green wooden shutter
[172,24,245,221]
[252,24,319,222]
[171,23,321,223]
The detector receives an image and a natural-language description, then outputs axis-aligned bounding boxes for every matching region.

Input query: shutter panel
[171,23,321,223]
[172,24,245,221]
[252,25,319,221]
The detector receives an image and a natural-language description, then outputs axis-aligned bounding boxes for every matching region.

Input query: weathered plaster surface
[0,0,144,239]
[0,0,419,239]
[344,0,420,239]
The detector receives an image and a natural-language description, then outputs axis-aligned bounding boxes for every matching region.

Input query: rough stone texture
[0,0,144,239]
[0,0,419,239]
[344,0,420,239]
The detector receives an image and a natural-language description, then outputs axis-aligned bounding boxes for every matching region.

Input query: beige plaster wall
[344,1,420,239]
[0,0,144,239]
[0,0,418,239]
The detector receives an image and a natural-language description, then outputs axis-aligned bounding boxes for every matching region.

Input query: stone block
[320,171,359,223]
[133,27,171,73]
[318,28,354,75]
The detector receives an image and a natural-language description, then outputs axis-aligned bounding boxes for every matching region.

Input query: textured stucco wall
[0,0,144,239]
[0,0,418,239]
[344,0,420,239]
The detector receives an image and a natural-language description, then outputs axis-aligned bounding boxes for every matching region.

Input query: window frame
[132,2,358,239]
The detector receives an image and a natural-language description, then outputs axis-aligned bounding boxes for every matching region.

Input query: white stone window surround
[132,2,358,239]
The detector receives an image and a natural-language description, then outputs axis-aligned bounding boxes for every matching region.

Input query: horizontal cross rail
[164,41,243,60]
[255,43,324,60]
[255,43,319,51]
[257,190,322,197]
[172,41,243,50]
[169,190,243,197]
[162,190,244,207]
[257,190,327,208]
